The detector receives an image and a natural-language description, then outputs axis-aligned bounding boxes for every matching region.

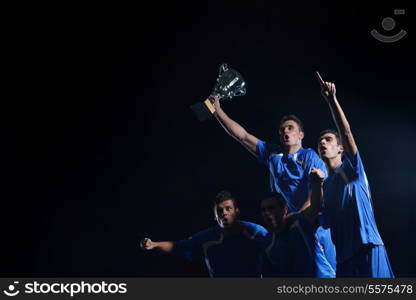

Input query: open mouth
[265,216,274,225]
[283,134,289,142]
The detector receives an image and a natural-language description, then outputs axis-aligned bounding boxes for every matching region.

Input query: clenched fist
[140,237,155,250]
[309,168,325,184]
[209,94,221,110]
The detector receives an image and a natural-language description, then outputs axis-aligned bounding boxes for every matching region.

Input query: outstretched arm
[303,168,325,224]
[140,237,174,253]
[315,72,358,156]
[210,95,259,157]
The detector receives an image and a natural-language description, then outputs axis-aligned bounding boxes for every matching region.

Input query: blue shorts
[337,244,394,278]
[316,226,337,272]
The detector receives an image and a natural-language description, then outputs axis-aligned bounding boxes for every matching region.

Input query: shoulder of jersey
[242,221,267,233]
[304,148,318,156]
[199,225,220,236]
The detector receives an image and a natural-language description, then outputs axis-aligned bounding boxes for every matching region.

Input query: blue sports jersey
[175,221,268,277]
[261,213,335,278]
[256,140,336,271]
[256,140,328,213]
[322,151,384,264]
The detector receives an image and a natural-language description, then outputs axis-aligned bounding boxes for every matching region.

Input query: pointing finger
[315,71,325,87]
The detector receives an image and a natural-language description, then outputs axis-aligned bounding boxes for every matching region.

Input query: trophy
[190,64,246,121]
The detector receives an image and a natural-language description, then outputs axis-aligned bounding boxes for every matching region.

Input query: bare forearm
[213,104,259,155]
[153,241,175,252]
[304,168,325,224]
[326,96,357,155]
[310,183,323,214]
[303,183,323,224]
[300,199,311,212]
[327,96,351,138]
[316,72,358,155]
[214,106,248,141]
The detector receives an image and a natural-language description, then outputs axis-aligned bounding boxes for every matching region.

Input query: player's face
[215,200,239,228]
[261,197,287,231]
[318,133,343,159]
[279,120,304,147]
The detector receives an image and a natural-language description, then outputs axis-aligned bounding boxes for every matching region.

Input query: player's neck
[222,221,242,236]
[325,156,342,173]
[284,144,302,154]
[273,219,287,233]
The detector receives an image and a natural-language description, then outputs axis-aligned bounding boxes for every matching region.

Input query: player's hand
[309,168,325,184]
[209,94,221,110]
[140,237,155,250]
[315,71,336,99]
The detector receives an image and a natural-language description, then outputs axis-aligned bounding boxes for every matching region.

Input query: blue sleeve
[174,229,213,261]
[254,224,269,238]
[341,151,364,181]
[256,140,279,165]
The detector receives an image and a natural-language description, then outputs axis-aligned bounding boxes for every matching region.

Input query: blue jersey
[256,140,336,272]
[322,151,384,263]
[261,213,335,278]
[175,221,268,277]
[256,140,328,213]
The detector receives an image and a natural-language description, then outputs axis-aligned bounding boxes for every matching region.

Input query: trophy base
[190,99,216,121]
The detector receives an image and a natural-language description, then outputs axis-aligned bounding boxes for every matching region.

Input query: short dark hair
[214,190,237,208]
[279,114,304,132]
[319,129,341,145]
[262,192,287,209]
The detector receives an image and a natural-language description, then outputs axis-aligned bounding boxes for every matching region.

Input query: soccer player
[140,191,268,277]
[260,169,335,278]
[210,95,336,270]
[315,71,394,277]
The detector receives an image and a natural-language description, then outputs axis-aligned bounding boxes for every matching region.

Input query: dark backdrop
[2,1,414,277]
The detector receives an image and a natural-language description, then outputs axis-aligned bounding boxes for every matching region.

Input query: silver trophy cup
[191,64,246,121]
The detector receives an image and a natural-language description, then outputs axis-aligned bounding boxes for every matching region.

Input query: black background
[2,1,414,277]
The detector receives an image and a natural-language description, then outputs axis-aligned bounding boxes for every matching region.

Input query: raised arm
[210,95,259,157]
[303,168,325,224]
[315,71,358,156]
[140,237,174,253]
